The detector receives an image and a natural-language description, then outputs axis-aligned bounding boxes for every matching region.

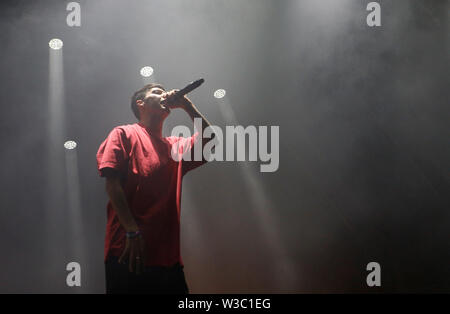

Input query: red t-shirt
[96,122,206,267]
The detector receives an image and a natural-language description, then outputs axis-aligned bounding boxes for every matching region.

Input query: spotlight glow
[64,141,77,150]
[49,38,63,50]
[140,66,154,77]
[214,89,226,99]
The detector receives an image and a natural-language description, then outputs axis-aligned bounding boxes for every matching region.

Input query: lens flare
[49,38,63,50]
[64,140,77,150]
[140,66,154,77]
[214,89,226,99]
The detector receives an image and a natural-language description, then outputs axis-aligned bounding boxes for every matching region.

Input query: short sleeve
[96,127,131,177]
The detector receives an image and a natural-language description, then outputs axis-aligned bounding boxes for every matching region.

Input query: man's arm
[104,170,138,233]
[184,101,216,149]
[103,168,145,274]
[163,90,216,149]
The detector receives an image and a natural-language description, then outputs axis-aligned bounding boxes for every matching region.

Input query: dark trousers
[105,257,189,294]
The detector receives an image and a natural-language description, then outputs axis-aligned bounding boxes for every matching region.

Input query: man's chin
[146,109,170,121]
[159,104,171,114]
[162,107,171,115]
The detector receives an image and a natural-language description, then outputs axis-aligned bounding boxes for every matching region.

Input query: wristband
[126,230,141,239]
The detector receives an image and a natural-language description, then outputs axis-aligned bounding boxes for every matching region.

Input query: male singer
[96,83,213,294]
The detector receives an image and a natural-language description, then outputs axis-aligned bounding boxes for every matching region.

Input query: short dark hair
[130,83,165,120]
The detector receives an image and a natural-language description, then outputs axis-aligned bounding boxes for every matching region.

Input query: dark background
[0,0,448,293]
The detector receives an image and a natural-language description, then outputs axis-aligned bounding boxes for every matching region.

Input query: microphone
[160,78,205,104]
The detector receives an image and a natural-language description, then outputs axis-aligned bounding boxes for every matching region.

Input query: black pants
[105,257,189,294]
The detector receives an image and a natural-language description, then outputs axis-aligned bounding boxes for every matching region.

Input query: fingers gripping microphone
[160,78,205,104]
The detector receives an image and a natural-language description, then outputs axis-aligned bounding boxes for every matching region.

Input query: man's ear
[136,99,146,114]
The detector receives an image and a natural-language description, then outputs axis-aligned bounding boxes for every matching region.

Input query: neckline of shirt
[136,122,169,142]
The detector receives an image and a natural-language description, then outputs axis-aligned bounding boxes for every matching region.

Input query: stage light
[64,140,77,150]
[49,38,63,50]
[216,97,297,290]
[140,66,154,77]
[214,89,226,99]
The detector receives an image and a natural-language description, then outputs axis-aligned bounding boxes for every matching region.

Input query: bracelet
[126,230,141,239]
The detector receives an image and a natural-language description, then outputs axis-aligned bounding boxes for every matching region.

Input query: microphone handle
[161,78,205,104]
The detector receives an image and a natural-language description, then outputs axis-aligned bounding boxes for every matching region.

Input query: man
[96,83,214,294]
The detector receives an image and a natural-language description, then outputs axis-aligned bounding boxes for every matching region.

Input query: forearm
[185,103,212,134]
[184,103,218,148]
[106,180,138,232]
